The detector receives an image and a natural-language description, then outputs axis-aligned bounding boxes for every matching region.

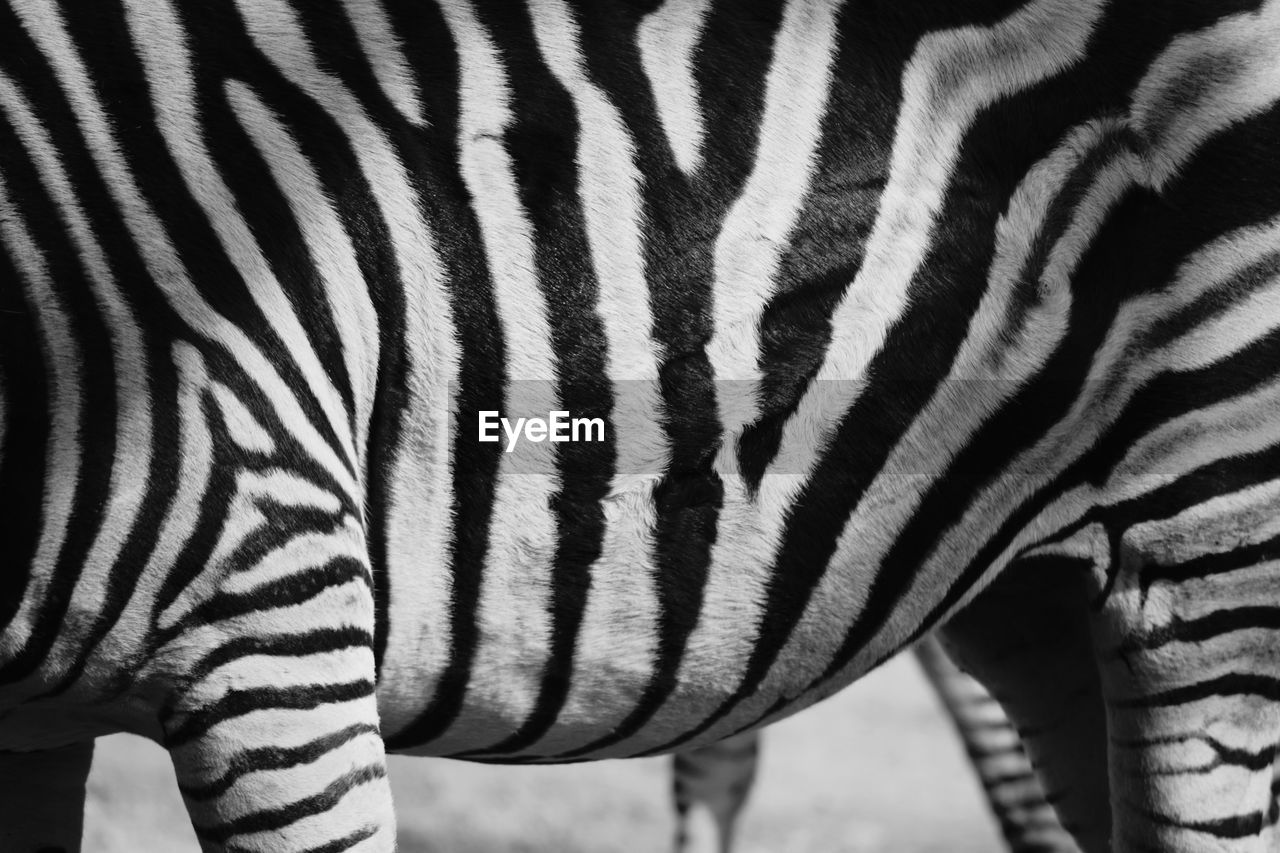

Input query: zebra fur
[3,1,1280,851]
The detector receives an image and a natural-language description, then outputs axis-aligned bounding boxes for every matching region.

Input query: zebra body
[3,0,1280,850]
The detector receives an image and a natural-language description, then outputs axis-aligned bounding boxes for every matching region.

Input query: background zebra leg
[0,740,94,852]
[163,668,396,852]
[671,730,760,853]
[938,556,1112,853]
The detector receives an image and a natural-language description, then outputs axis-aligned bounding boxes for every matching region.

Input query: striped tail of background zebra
[670,637,1079,853]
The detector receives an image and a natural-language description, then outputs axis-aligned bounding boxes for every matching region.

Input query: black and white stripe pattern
[3,0,1280,850]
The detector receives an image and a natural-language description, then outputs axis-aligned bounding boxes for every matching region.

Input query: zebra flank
[3,0,1280,850]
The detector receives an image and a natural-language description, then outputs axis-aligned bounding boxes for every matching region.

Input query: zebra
[3,0,1280,851]
[670,637,1082,853]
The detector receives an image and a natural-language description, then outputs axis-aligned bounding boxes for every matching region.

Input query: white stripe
[524,0,666,750]
[183,646,373,711]
[225,0,461,736]
[769,0,1105,492]
[817,212,1280,694]
[958,317,1280,635]
[196,729,385,822]
[118,0,360,488]
[195,730,384,824]
[217,524,367,597]
[217,763,387,853]
[706,0,842,388]
[650,0,1106,744]
[696,3,1110,684]
[167,684,371,772]
[707,134,1134,743]
[430,0,559,747]
[637,0,712,175]
[159,466,347,631]
[627,0,846,749]
[1111,379,1280,501]
[0,71,155,687]
[0,170,82,661]
[339,0,426,125]
[12,0,358,504]
[210,381,276,455]
[1126,478,1280,568]
[223,79,380,466]
[787,141,1139,688]
[86,343,213,674]
[1131,1,1280,189]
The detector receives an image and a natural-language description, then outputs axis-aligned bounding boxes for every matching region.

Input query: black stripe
[165,678,376,748]
[798,0,1272,690]
[0,70,120,686]
[192,762,385,845]
[741,0,972,487]
[296,826,382,853]
[547,0,788,760]
[858,98,1280,682]
[654,0,1263,750]
[378,0,506,750]
[1115,672,1280,709]
[800,131,1142,689]
[435,2,626,758]
[1126,797,1269,841]
[196,12,359,438]
[69,0,353,483]
[0,3,188,699]
[0,32,53,641]
[183,628,374,687]
[284,0,428,683]
[0,239,44,633]
[180,722,380,800]
[186,556,370,629]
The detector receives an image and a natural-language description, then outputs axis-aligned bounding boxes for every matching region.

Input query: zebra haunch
[2,0,1280,851]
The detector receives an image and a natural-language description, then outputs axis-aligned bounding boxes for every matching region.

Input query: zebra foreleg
[161,650,397,852]
[0,740,94,853]
[671,731,760,853]
[938,556,1111,853]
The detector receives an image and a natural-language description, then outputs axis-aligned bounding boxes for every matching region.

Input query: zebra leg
[1092,542,1280,852]
[914,636,1083,853]
[671,730,760,853]
[0,740,94,853]
[938,556,1111,853]
[162,647,396,852]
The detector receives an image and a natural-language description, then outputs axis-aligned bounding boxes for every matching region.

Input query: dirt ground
[83,655,1004,852]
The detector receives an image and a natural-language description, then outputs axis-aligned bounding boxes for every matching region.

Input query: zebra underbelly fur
[3,0,1280,851]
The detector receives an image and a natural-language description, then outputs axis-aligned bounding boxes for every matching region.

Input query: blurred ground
[84,655,1004,852]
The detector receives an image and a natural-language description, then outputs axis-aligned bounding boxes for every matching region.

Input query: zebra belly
[374,542,801,759]
[0,703,158,753]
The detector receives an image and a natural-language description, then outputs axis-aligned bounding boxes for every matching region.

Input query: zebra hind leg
[914,635,1084,853]
[937,555,1111,853]
[0,740,94,852]
[1093,531,1280,853]
[672,730,761,853]
[162,648,396,852]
